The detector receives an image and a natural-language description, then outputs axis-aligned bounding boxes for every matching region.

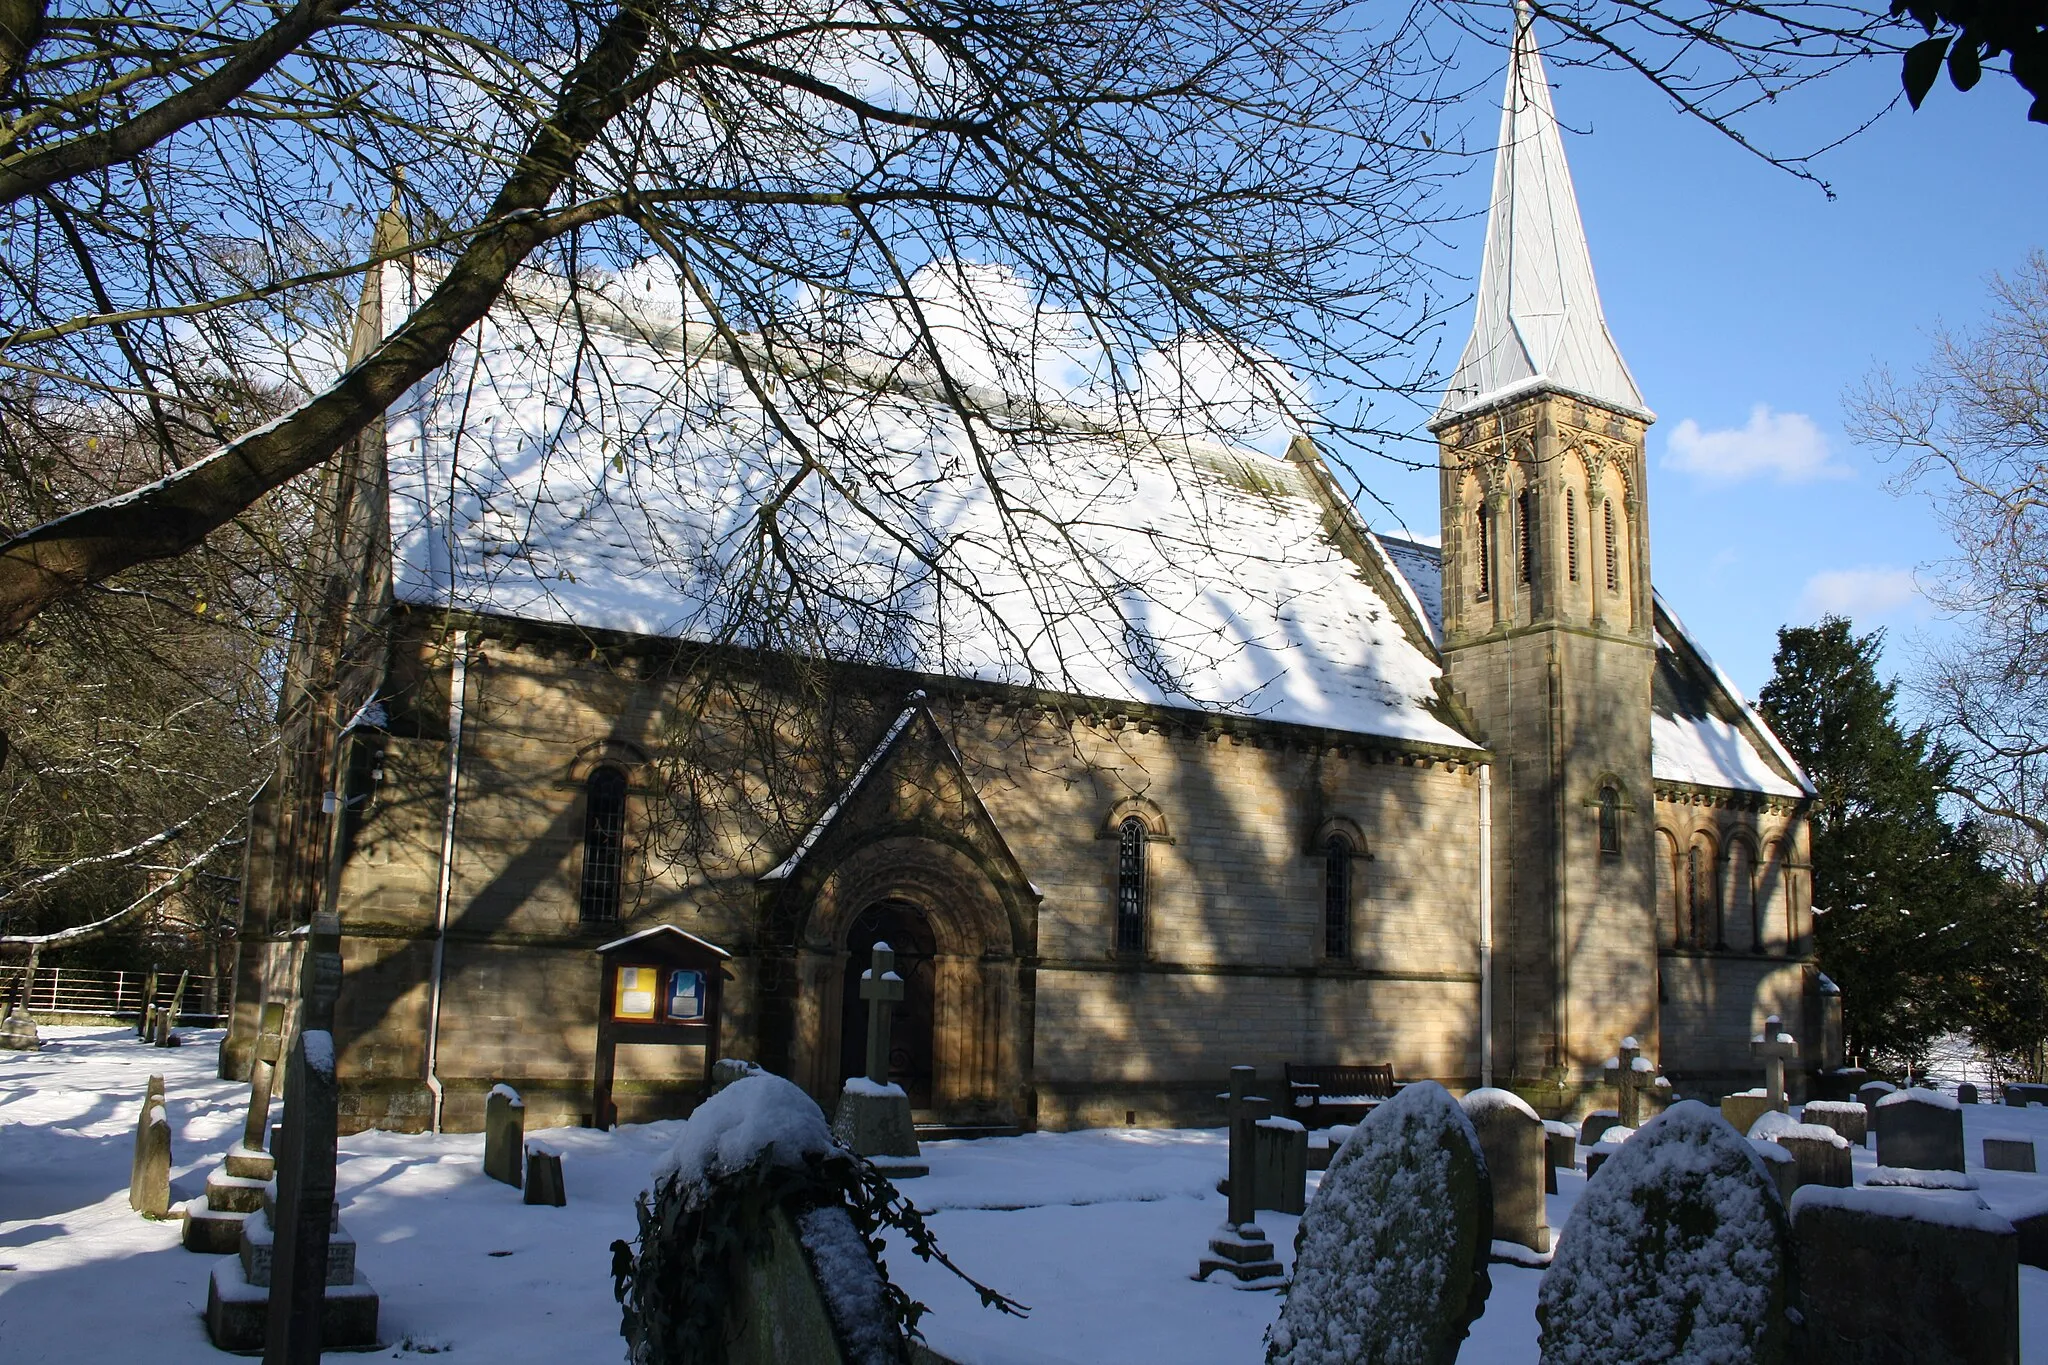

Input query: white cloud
[1664,404,1847,483]
[1796,566,1922,621]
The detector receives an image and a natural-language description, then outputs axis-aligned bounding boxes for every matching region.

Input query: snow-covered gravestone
[618,1071,911,1365]
[1602,1036,1664,1128]
[830,944,925,1178]
[1461,1088,1551,1259]
[1268,1081,1492,1365]
[1792,1185,2019,1363]
[484,1083,524,1188]
[1874,1088,1965,1173]
[1748,1111,1852,1190]
[1538,1100,1794,1365]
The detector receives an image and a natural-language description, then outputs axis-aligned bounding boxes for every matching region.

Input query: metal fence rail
[0,965,224,1022]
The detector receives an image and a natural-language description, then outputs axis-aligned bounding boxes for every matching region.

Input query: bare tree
[1850,249,2048,882]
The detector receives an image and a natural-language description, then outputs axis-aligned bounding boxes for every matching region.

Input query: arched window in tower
[579,766,628,922]
[1566,489,1580,582]
[1517,489,1533,584]
[1475,503,1492,600]
[1323,835,1351,960]
[1598,783,1620,855]
[1115,816,1146,954]
[1604,501,1619,593]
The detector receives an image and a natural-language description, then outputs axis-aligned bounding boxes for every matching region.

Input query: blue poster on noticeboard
[667,969,706,1022]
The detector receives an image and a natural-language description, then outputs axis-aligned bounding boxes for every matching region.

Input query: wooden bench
[1284,1062,1397,1128]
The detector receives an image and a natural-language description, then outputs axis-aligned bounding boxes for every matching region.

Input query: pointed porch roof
[1434,5,1648,426]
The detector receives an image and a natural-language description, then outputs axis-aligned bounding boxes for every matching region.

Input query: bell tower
[1430,4,1658,1098]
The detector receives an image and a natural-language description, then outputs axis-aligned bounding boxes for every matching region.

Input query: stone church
[221,14,1819,1135]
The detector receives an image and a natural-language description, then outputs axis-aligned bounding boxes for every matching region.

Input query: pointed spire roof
[1434,5,1648,426]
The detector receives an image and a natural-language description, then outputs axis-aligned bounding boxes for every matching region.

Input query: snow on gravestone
[1267,1081,1492,1365]
[621,1071,907,1365]
[1537,1100,1795,1365]
[1461,1088,1551,1258]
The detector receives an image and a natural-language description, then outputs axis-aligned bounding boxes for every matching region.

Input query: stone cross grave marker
[231,1003,287,1179]
[1603,1036,1656,1128]
[861,943,904,1084]
[828,943,923,1171]
[266,911,367,1364]
[1751,1015,1798,1114]
[1196,1065,1285,1285]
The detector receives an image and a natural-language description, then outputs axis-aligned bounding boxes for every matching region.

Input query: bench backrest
[1284,1062,1395,1097]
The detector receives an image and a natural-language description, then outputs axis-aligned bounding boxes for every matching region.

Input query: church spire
[1436,4,1646,423]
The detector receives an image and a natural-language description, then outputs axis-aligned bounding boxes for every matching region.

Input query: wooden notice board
[591,926,731,1130]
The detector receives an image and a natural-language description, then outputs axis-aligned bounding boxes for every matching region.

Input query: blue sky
[1358,34,2046,703]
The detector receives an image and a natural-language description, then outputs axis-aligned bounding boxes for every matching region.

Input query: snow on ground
[8,1027,2048,1363]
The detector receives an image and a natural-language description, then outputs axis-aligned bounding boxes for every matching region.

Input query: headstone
[1461,1088,1551,1258]
[1601,1036,1663,1128]
[1539,1101,1794,1363]
[129,1074,165,1209]
[2004,1081,2048,1107]
[1792,1185,2019,1364]
[1578,1108,1619,1148]
[1542,1120,1576,1195]
[613,1072,914,1365]
[523,1143,567,1206]
[1750,1111,1853,1189]
[136,969,158,1039]
[1874,1087,1966,1172]
[1984,1134,2037,1172]
[0,976,38,1051]
[1251,1116,1307,1216]
[1267,1082,1492,1364]
[158,968,191,1046]
[264,910,377,1362]
[828,944,925,1177]
[129,1087,172,1217]
[1957,1082,1979,1104]
[228,1002,287,1181]
[2011,1197,2048,1270]
[1858,1079,1898,1115]
[1197,1066,1284,1285]
[1720,1089,1776,1138]
[1800,1099,1868,1147]
[1583,1126,1633,1182]
[484,1084,525,1188]
[1749,1137,1800,1205]
[1750,1014,1798,1114]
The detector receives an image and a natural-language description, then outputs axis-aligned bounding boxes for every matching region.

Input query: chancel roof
[372,266,1475,752]
[1435,5,1646,424]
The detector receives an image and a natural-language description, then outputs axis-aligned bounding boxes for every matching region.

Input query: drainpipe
[1479,762,1494,1089]
[425,631,469,1134]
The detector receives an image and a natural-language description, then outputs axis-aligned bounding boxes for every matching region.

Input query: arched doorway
[839,899,938,1107]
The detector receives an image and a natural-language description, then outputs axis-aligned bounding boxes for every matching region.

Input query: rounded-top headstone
[1461,1087,1550,1255]
[1268,1081,1492,1365]
[1538,1100,1794,1365]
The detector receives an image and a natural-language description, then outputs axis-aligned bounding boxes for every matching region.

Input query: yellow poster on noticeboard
[614,966,657,1021]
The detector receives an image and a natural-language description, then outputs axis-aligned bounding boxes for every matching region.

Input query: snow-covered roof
[1370,530,1443,646]
[593,925,731,958]
[1652,602,1811,799]
[374,265,1476,752]
[1434,6,1647,425]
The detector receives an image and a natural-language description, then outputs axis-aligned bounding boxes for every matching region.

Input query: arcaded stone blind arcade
[579,766,628,923]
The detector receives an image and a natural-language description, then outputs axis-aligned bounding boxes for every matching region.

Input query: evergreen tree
[1759,617,2011,1071]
